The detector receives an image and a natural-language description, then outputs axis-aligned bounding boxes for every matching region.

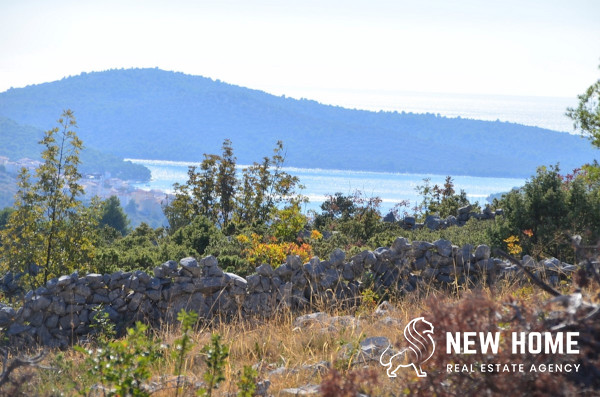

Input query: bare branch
[0,349,47,388]
[493,249,561,297]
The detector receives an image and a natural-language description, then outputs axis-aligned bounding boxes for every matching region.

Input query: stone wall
[385,204,503,230]
[0,237,575,348]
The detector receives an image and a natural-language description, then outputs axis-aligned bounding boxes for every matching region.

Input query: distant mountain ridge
[0,68,595,178]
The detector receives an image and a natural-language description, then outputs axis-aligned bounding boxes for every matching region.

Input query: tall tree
[567,63,600,148]
[216,139,237,229]
[0,110,98,287]
[165,153,220,233]
[0,169,44,287]
[164,140,304,232]
[235,141,304,226]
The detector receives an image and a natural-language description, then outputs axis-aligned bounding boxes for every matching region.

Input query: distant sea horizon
[277,88,578,133]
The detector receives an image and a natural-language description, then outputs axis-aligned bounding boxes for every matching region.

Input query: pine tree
[216,139,237,229]
[100,195,130,236]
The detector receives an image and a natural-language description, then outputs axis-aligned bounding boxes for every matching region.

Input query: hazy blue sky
[1,0,599,104]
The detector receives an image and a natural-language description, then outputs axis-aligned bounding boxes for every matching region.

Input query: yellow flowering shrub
[242,233,313,267]
[503,235,523,256]
[310,229,323,240]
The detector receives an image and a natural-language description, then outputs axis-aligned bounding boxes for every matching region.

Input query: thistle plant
[197,333,229,397]
[172,309,198,397]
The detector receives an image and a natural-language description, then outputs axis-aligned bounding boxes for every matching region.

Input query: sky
[1,0,599,105]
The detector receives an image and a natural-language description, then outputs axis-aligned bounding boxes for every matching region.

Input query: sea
[129,91,578,214]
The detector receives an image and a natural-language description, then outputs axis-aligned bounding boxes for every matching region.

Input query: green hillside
[0,68,595,177]
[0,117,150,181]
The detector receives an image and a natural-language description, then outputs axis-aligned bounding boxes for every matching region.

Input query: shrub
[236,365,258,397]
[364,218,495,251]
[170,215,222,257]
[241,233,312,267]
[491,165,600,262]
[320,368,378,397]
[198,333,229,397]
[172,309,198,397]
[312,232,352,259]
[75,321,162,397]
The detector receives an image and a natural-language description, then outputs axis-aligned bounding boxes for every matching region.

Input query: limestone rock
[293,312,330,329]
[180,257,201,277]
[425,215,442,230]
[330,248,346,267]
[256,263,275,277]
[280,384,320,396]
[474,245,491,261]
[434,239,453,257]
[391,237,411,253]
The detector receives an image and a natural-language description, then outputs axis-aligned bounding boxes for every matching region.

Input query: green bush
[170,215,222,257]
[204,233,252,275]
[362,218,495,251]
[312,232,353,259]
[76,322,162,397]
[236,365,258,397]
[92,217,225,274]
[490,165,600,262]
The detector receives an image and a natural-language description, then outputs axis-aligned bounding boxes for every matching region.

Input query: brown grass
[5,275,600,396]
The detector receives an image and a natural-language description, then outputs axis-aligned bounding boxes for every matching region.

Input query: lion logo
[379,317,435,378]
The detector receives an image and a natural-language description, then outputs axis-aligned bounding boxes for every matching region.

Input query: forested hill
[0,68,595,178]
[0,117,151,181]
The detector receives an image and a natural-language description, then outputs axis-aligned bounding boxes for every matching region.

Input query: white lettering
[447,332,461,354]
[567,332,579,354]
[529,332,542,354]
[545,332,563,354]
[480,332,500,354]
[463,332,477,354]
[513,332,526,354]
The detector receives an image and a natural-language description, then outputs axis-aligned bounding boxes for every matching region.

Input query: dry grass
[4,275,599,396]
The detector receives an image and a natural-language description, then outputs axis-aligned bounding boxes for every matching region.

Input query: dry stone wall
[387,204,504,230]
[0,237,576,348]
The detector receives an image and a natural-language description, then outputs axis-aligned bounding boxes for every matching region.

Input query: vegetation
[75,321,162,397]
[567,63,600,184]
[197,333,230,397]
[7,275,598,396]
[0,110,99,287]
[1,111,599,292]
[489,165,600,262]
[567,63,600,149]
[172,309,198,397]
[164,139,304,235]
[2,67,600,394]
[99,196,130,236]
[414,175,474,218]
